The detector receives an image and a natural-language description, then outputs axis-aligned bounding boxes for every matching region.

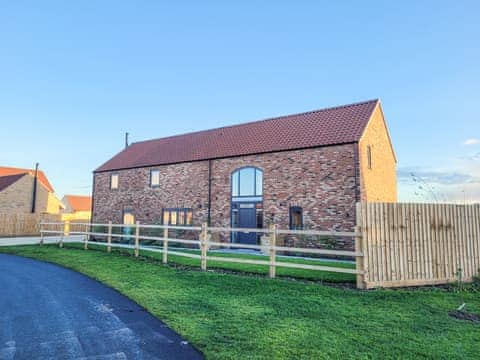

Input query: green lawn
[98,242,356,283]
[1,244,479,359]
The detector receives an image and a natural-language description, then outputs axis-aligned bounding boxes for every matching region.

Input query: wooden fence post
[269,224,277,278]
[134,221,140,257]
[60,220,69,248]
[39,221,44,246]
[84,223,89,250]
[355,225,365,289]
[355,202,367,289]
[107,221,112,253]
[201,222,208,271]
[163,225,168,264]
[59,222,64,247]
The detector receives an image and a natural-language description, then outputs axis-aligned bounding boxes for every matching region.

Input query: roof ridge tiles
[132,99,379,146]
[95,99,379,172]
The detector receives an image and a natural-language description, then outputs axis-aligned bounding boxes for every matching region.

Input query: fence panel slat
[360,201,370,286]
[388,203,396,281]
[474,205,480,276]
[380,203,389,281]
[0,213,61,237]
[359,202,479,288]
[458,205,466,278]
[433,203,440,279]
[466,205,474,280]
[370,203,378,283]
[446,205,454,280]
[423,204,430,279]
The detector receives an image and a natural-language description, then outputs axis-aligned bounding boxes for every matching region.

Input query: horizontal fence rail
[39,220,364,283]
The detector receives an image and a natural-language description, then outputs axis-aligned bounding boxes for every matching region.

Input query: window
[162,208,193,226]
[185,210,193,225]
[170,211,177,225]
[110,174,119,189]
[231,167,263,197]
[367,145,372,170]
[289,206,303,230]
[255,169,263,195]
[150,170,160,187]
[232,171,239,196]
[239,167,255,196]
[178,210,185,225]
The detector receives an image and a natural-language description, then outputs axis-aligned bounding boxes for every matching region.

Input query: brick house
[92,99,396,247]
[0,166,63,214]
[61,195,92,221]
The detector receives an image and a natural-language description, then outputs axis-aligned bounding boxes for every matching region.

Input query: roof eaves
[131,98,380,147]
[93,141,358,173]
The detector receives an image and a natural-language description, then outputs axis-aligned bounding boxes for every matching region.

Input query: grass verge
[89,241,356,283]
[1,245,479,359]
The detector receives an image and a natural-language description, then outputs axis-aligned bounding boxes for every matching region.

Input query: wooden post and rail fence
[37,202,480,289]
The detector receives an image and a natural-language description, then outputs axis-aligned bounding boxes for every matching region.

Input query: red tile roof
[0,167,55,192]
[96,99,379,172]
[0,173,27,192]
[64,195,92,212]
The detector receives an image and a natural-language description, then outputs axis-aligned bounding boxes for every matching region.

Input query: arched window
[231,167,263,244]
[231,167,263,197]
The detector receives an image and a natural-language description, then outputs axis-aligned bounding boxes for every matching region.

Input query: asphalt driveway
[0,254,203,359]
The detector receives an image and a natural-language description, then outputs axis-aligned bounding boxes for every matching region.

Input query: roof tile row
[96,99,379,172]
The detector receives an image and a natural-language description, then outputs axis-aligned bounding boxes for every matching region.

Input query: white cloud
[463,138,479,146]
[398,162,480,204]
[397,168,478,185]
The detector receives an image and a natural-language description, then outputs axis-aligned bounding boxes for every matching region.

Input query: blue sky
[1,1,479,202]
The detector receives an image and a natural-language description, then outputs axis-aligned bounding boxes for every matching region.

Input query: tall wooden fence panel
[358,202,480,288]
[0,213,61,237]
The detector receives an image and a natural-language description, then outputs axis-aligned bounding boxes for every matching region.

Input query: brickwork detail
[93,144,360,249]
[358,104,397,202]
[0,174,59,214]
[93,162,210,225]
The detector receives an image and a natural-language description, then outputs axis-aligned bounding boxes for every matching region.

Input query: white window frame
[150,169,160,187]
[110,173,119,189]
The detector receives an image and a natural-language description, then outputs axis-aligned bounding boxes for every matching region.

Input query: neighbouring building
[0,166,63,214]
[61,195,92,221]
[92,99,397,248]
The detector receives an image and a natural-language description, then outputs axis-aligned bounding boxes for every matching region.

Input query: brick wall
[209,145,358,231]
[93,161,210,225]
[0,174,56,214]
[93,144,360,248]
[358,103,397,202]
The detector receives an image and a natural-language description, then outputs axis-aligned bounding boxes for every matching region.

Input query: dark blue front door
[238,205,257,244]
